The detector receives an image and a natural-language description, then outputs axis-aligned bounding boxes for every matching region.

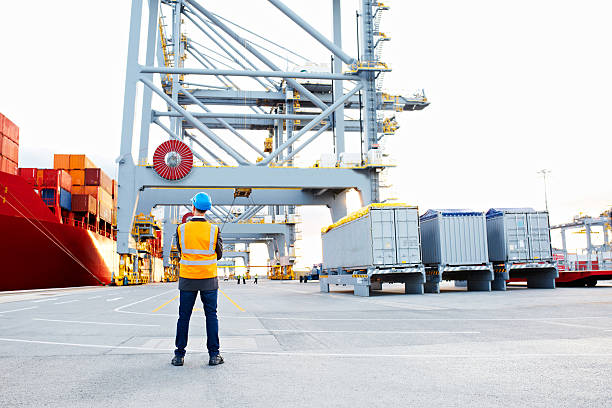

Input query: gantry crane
[117,0,429,271]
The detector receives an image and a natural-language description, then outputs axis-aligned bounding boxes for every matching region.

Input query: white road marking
[88,296,102,299]
[54,300,79,305]
[0,337,611,359]
[33,318,160,327]
[106,297,123,302]
[33,298,61,303]
[113,289,176,315]
[0,306,37,314]
[540,320,612,331]
[249,329,480,334]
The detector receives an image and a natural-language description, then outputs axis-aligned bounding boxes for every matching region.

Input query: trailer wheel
[586,278,597,287]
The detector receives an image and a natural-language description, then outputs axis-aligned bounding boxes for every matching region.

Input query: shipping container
[98,202,112,223]
[420,209,489,266]
[1,137,19,163]
[69,154,95,169]
[41,188,72,211]
[69,169,85,186]
[1,157,18,175]
[41,169,72,192]
[274,214,286,223]
[322,204,421,270]
[36,169,44,185]
[486,208,553,262]
[71,185,113,207]
[71,194,97,214]
[53,154,70,170]
[1,114,19,144]
[84,168,112,194]
[18,168,38,186]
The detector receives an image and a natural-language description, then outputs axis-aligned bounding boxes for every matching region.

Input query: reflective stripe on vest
[177,221,218,279]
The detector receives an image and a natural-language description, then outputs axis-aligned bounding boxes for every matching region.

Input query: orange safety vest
[177,220,219,279]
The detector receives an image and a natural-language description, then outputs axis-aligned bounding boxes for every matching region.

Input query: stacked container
[419,209,493,292]
[52,154,116,225]
[485,208,557,290]
[0,113,19,175]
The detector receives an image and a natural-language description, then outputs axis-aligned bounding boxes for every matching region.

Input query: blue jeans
[174,290,219,357]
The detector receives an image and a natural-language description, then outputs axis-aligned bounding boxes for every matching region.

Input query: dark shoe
[171,356,184,366]
[208,354,224,366]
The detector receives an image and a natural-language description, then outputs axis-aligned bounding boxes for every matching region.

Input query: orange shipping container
[53,154,70,169]
[69,169,85,185]
[69,154,95,169]
[36,169,44,185]
[71,185,113,207]
[1,157,18,175]
[1,114,19,144]
[1,137,19,163]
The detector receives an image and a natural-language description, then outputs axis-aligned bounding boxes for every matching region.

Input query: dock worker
[237,274,241,284]
[242,274,246,285]
[254,273,258,284]
[172,192,224,367]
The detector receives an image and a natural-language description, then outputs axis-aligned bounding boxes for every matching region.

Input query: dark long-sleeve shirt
[174,216,223,291]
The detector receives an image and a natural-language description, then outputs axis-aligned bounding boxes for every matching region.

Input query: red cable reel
[152,140,193,180]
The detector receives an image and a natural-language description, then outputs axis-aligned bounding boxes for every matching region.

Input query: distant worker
[242,274,246,285]
[237,274,241,284]
[254,273,258,284]
[171,192,224,367]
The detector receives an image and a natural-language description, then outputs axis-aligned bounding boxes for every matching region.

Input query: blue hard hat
[191,192,212,211]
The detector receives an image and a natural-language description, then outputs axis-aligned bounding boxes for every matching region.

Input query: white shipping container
[275,214,286,223]
[420,209,489,266]
[322,205,421,270]
[264,215,273,224]
[486,208,553,262]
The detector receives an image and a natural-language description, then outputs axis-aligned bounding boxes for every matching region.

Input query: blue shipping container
[41,188,72,211]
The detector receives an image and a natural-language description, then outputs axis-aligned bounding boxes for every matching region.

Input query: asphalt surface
[1,280,611,407]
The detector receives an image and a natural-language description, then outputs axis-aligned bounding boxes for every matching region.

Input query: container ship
[0,112,164,291]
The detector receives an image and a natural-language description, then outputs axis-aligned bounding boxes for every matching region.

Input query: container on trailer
[338,152,361,167]
[274,214,286,223]
[1,137,19,163]
[53,154,71,170]
[18,168,38,185]
[71,194,97,215]
[321,204,421,270]
[41,188,71,210]
[69,169,85,186]
[69,154,95,169]
[486,208,553,262]
[264,215,273,223]
[420,209,489,266]
[84,168,112,194]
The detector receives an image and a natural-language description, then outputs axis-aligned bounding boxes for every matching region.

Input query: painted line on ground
[114,289,177,315]
[32,298,61,303]
[88,296,102,299]
[54,300,79,305]
[0,306,38,314]
[540,320,612,331]
[219,290,245,312]
[106,297,123,302]
[0,337,611,359]
[249,329,480,334]
[33,318,160,327]
[152,295,179,313]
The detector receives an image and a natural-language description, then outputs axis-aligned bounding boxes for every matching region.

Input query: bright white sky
[1,1,610,269]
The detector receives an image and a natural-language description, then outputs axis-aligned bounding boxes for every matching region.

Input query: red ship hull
[0,172,115,291]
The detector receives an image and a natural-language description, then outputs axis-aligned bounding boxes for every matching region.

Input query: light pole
[537,169,551,212]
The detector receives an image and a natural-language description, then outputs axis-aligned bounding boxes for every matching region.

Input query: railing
[62,217,116,240]
[556,260,612,271]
